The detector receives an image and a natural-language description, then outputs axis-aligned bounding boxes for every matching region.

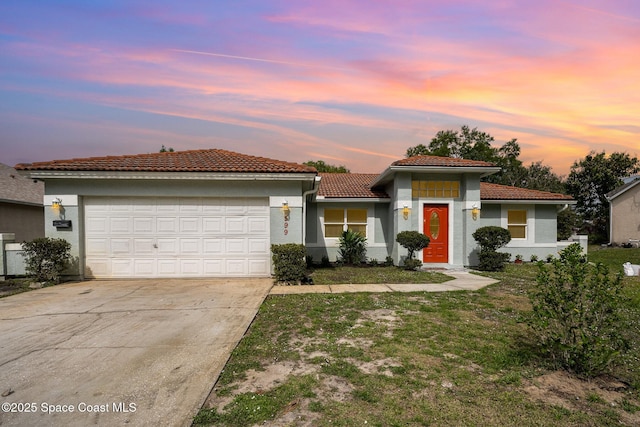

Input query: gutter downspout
[302,176,321,245]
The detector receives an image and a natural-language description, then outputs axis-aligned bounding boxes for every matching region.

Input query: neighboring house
[606,176,640,246]
[15,149,574,279]
[0,162,44,242]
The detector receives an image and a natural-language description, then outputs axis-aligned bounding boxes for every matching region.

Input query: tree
[396,231,430,270]
[160,145,174,152]
[303,160,350,173]
[405,126,526,187]
[565,151,639,242]
[519,161,566,193]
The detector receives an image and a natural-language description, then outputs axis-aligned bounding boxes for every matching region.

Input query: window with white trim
[507,210,527,239]
[324,208,367,237]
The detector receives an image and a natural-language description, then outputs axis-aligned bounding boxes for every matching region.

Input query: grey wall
[0,203,44,242]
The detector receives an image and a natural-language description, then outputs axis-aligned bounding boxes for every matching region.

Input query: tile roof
[392,155,497,168]
[0,163,44,205]
[318,173,389,198]
[14,149,317,174]
[480,182,574,201]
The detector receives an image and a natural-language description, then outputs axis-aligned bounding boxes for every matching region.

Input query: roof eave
[370,165,502,187]
[605,179,640,201]
[315,197,391,203]
[481,199,576,205]
[17,170,318,181]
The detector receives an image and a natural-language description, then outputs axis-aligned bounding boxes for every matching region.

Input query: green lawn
[195,248,640,426]
[309,266,452,285]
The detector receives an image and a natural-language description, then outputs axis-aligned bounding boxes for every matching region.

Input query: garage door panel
[225,217,246,234]
[226,259,247,275]
[111,238,132,254]
[134,260,155,276]
[134,239,155,254]
[249,259,269,275]
[85,259,109,277]
[203,239,223,255]
[156,239,177,254]
[203,217,223,234]
[248,217,268,234]
[84,197,270,278]
[157,217,178,233]
[86,217,108,233]
[180,259,202,275]
[157,259,178,275]
[86,238,109,255]
[248,238,269,254]
[226,239,246,254]
[203,260,224,275]
[133,217,154,233]
[179,238,201,254]
[110,218,131,234]
[179,217,200,233]
[112,259,134,276]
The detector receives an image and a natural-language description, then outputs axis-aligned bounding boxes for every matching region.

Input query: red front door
[423,205,448,263]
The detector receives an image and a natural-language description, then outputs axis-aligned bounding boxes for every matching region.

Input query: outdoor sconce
[281,201,290,220]
[402,205,411,220]
[471,203,480,221]
[51,197,62,210]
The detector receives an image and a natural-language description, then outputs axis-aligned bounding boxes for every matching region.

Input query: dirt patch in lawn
[524,371,640,425]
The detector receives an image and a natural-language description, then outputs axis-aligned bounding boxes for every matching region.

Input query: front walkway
[270,271,499,295]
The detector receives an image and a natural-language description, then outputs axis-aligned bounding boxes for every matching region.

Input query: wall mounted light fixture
[281,201,290,220]
[402,205,411,220]
[471,203,480,221]
[52,197,62,209]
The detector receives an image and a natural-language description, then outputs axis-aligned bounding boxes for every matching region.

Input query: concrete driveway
[0,278,272,427]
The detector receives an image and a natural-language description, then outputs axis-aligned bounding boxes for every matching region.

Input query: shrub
[527,243,627,377]
[305,255,314,268]
[396,231,430,261]
[383,256,394,267]
[271,244,306,284]
[338,230,367,265]
[473,226,512,272]
[21,237,72,284]
[473,226,511,251]
[478,251,510,272]
[402,258,423,271]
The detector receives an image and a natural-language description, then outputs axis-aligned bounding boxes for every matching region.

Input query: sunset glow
[1,0,639,174]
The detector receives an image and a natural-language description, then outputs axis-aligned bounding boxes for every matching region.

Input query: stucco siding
[0,203,44,242]
[611,187,640,245]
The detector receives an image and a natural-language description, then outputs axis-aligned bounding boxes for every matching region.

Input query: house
[606,176,640,247]
[15,149,575,279]
[0,163,44,242]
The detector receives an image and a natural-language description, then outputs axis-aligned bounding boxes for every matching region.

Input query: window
[507,210,527,239]
[324,208,367,237]
[412,181,460,198]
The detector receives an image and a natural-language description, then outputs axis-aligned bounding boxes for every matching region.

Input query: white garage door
[84,197,270,278]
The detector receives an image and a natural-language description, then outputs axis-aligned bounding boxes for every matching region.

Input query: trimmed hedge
[271,244,306,284]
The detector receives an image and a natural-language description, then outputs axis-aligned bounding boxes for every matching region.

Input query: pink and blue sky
[1,0,639,174]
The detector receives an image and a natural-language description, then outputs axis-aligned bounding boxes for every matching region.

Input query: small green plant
[384,256,394,267]
[21,237,72,283]
[530,254,539,263]
[338,230,367,265]
[396,231,430,270]
[473,226,511,271]
[515,254,523,262]
[320,255,331,268]
[271,244,306,284]
[527,243,627,377]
